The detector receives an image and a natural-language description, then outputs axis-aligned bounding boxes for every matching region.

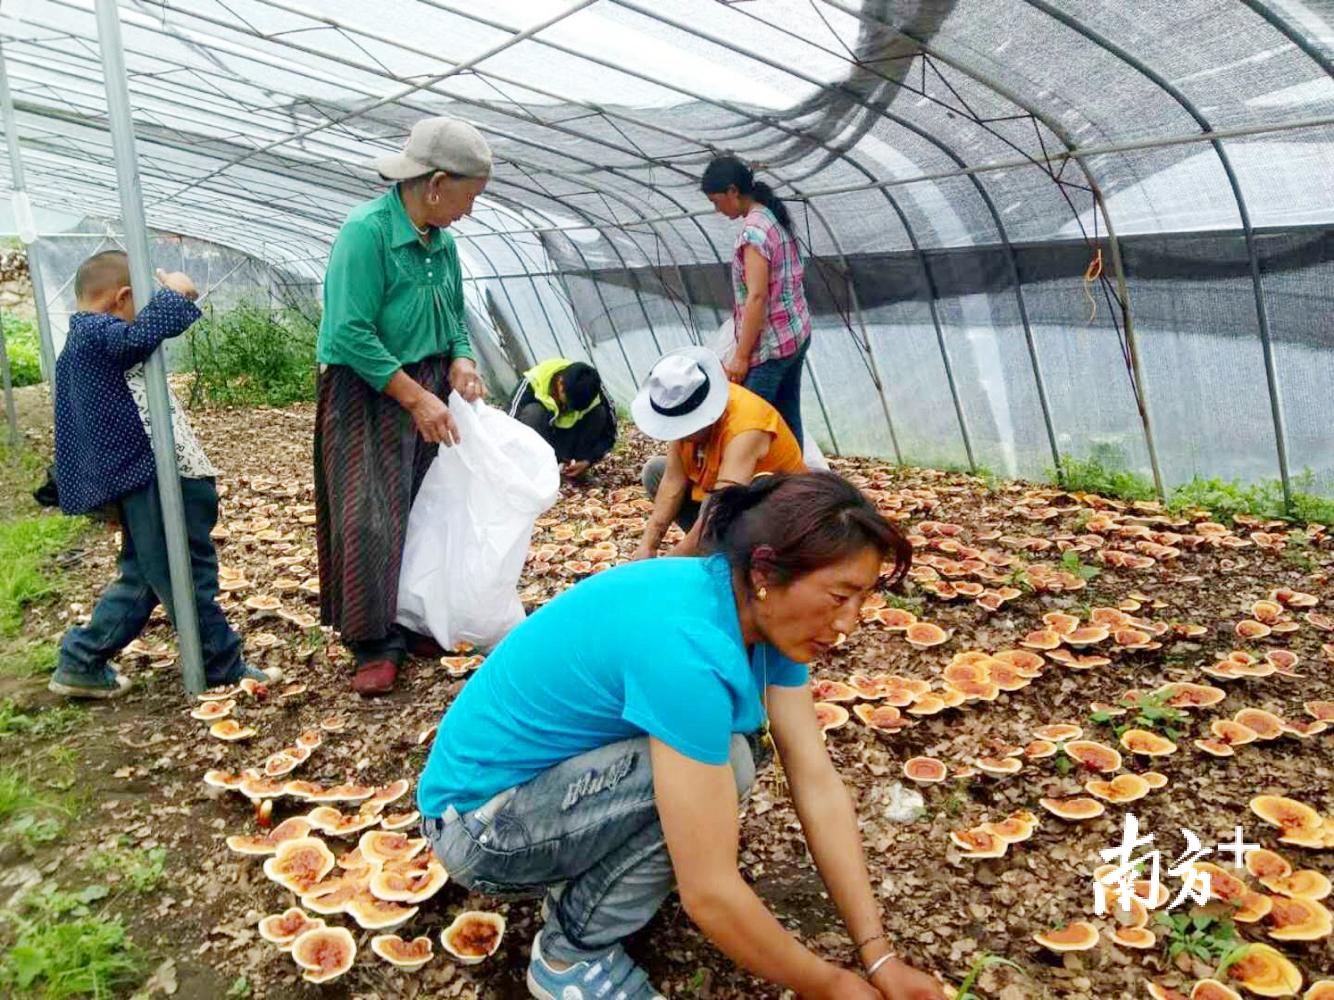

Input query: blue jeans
[57,476,245,687]
[744,339,809,445]
[424,734,758,965]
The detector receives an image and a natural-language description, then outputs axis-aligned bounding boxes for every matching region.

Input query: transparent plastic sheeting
[1,1,1332,494]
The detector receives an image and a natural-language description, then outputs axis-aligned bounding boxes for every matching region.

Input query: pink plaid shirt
[732,205,812,365]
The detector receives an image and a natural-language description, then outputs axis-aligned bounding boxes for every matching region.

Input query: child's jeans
[57,476,244,687]
[423,733,758,966]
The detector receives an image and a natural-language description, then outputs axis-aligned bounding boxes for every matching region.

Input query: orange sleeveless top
[678,384,806,501]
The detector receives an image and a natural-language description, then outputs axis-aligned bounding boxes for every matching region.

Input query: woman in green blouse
[315,117,492,696]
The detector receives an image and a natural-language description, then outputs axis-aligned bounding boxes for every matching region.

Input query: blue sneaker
[527,931,664,1000]
[240,665,283,684]
[208,664,284,688]
[49,665,133,700]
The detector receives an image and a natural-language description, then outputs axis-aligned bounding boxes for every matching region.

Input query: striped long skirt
[314,356,451,647]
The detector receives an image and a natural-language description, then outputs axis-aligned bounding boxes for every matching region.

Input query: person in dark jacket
[508,358,616,479]
[48,251,279,699]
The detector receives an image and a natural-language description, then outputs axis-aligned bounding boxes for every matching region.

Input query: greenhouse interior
[0,1,1332,999]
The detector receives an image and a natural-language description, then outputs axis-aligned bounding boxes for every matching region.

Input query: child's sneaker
[206,664,283,690]
[240,665,284,684]
[526,931,664,1000]
[49,665,133,699]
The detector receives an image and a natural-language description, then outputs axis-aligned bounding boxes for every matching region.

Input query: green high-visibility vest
[524,358,601,430]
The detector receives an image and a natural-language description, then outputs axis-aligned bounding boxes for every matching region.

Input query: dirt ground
[1,385,1331,999]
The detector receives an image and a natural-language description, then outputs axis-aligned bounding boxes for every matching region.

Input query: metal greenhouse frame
[1,0,1332,690]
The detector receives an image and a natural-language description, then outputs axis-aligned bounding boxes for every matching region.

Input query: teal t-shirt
[417,555,808,817]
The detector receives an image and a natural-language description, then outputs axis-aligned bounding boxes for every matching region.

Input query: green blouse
[316,187,474,391]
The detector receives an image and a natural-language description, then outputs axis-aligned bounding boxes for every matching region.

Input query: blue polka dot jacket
[53,289,202,515]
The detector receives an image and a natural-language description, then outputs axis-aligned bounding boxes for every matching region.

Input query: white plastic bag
[713,319,829,471]
[396,391,560,650]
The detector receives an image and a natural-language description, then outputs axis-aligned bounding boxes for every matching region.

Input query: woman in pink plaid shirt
[702,155,813,444]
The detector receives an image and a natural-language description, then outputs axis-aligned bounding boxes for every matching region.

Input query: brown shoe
[351,660,398,696]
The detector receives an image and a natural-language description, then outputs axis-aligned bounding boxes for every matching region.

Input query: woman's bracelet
[864,952,895,978]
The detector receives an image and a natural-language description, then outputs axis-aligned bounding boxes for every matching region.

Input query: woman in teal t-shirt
[419,473,944,1000]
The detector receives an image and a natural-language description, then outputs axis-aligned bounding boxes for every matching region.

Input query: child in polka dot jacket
[48,250,280,699]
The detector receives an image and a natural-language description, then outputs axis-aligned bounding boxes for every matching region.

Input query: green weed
[1060,550,1100,582]
[1053,454,1156,501]
[0,515,89,636]
[941,784,969,817]
[0,768,44,823]
[5,815,63,849]
[1051,453,1334,526]
[0,312,43,388]
[1,644,57,679]
[0,766,70,852]
[90,844,167,895]
[226,977,251,999]
[1156,910,1236,965]
[0,883,143,998]
[883,593,925,613]
[1165,473,1334,525]
[0,700,84,741]
[953,952,1025,999]
[185,302,317,408]
[1090,690,1186,741]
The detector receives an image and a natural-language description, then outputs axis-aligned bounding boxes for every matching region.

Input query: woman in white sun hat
[632,346,806,560]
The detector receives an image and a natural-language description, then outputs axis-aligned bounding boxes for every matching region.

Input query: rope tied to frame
[1083,247,1104,324]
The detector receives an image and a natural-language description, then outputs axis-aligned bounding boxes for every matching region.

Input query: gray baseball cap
[371,117,493,181]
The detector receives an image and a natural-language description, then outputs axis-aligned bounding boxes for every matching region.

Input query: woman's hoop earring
[428,194,439,205]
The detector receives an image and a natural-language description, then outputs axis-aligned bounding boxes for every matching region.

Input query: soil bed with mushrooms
[0,390,1330,999]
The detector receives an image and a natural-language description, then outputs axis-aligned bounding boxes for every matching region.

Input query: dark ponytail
[701,472,912,591]
[701,155,794,232]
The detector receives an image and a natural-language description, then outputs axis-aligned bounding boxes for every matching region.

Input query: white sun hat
[631,346,731,441]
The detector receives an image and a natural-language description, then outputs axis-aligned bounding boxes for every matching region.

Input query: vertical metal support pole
[1089,186,1166,502]
[1227,153,1293,513]
[799,200,896,462]
[95,0,207,695]
[0,310,18,450]
[802,353,841,458]
[0,40,58,387]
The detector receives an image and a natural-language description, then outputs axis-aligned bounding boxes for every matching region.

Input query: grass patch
[1051,453,1334,526]
[89,842,167,895]
[1,643,57,680]
[0,514,89,637]
[1168,472,1334,526]
[0,766,70,853]
[0,312,43,388]
[1054,455,1157,501]
[0,439,58,527]
[0,883,144,998]
[0,700,84,741]
[0,768,48,824]
[185,302,317,408]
